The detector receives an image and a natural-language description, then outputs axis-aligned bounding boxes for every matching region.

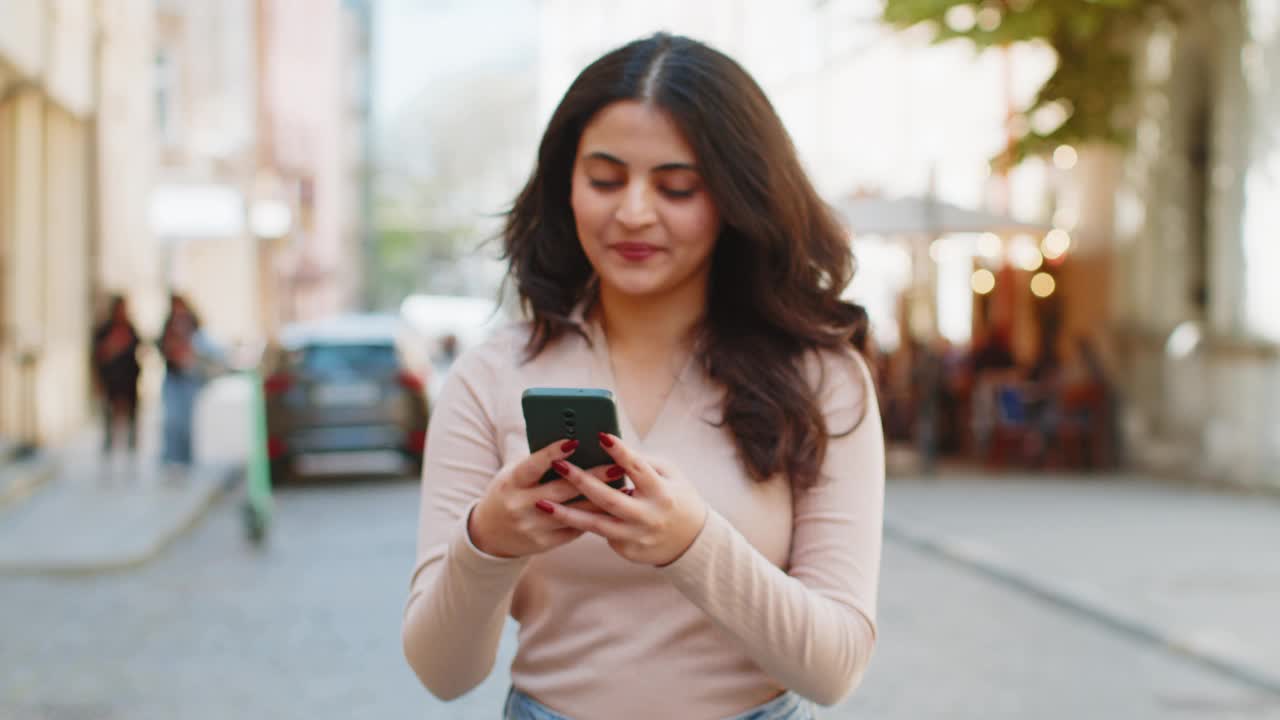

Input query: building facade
[150,0,261,347]
[1,0,367,449]
[1108,0,1280,489]
[256,0,369,329]
[0,0,93,446]
[150,0,368,351]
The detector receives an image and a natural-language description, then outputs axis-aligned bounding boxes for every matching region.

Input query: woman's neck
[596,282,704,361]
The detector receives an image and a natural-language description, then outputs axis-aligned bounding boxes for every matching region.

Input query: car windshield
[296,343,399,377]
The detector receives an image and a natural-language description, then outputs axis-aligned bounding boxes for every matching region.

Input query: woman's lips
[611,243,660,261]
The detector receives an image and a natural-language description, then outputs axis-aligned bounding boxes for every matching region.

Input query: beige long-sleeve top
[403,315,884,720]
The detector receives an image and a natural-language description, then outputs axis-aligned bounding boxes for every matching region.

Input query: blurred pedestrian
[1024,338,1064,466]
[1062,335,1122,469]
[969,324,1019,461]
[438,333,459,365]
[911,338,945,473]
[971,324,1016,375]
[91,294,142,455]
[158,293,208,472]
[403,33,884,720]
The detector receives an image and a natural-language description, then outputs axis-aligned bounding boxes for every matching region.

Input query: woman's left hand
[537,433,707,567]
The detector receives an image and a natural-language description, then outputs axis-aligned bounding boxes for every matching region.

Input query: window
[296,343,400,377]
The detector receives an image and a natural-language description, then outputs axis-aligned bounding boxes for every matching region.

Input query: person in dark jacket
[92,295,142,453]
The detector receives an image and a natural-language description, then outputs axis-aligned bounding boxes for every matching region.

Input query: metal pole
[241,367,272,542]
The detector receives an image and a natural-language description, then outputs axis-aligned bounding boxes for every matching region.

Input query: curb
[0,453,59,509]
[0,464,243,576]
[884,520,1280,699]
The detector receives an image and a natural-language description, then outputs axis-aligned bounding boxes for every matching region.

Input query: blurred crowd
[876,328,1120,474]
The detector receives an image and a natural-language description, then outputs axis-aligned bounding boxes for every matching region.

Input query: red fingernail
[552,460,570,476]
[535,500,555,514]
[560,439,579,452]
[598,432,614,448]
[606,465,625,479]
[622,488,634,496]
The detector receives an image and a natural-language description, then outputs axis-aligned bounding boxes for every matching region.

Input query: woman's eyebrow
[653,161,699,173]
[585,151,626,166]
[584,151,698,173]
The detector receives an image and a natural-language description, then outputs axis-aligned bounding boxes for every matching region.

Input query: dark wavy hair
[502,33,869,491]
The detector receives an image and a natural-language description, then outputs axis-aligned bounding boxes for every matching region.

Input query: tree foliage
[882,0,1184,168]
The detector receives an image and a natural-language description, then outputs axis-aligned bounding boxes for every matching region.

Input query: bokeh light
[1042,229,1072,259]
[1010,235,1043,271]
[1053,144,1079,170]
[1030,272,1057,298]
[977,7,1003,31]
[971,268,996,295]
[945,5,977,32]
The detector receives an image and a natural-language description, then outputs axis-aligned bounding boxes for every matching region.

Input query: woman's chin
[598,270,670,300]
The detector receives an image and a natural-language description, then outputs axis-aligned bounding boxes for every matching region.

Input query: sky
[373,0,538,126]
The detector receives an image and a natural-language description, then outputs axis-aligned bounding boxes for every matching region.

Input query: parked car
[261,314,428,482]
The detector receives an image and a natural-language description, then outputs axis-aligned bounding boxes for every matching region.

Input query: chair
[972,375,1033,468]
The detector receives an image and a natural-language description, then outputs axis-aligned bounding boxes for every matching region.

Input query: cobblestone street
[4,475,1276,719]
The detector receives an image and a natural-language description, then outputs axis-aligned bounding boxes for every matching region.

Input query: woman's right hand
[467,439,617,559]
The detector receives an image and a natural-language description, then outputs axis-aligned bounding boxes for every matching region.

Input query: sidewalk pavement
[0,446,57,510]
[0,375,252,574]
[885,472,1280,697]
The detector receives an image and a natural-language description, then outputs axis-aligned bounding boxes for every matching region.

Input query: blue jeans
[161,372,202,465]
[503,688,815,720]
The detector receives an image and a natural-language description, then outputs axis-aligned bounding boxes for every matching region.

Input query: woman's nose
[615,183,657,228]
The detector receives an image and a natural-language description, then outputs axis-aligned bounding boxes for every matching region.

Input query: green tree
[367,202,482,311]
[882,0,1186,168]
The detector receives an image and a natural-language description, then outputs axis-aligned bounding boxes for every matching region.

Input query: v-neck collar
[577,304,694,447]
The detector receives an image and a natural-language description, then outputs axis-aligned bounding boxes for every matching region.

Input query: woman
[403,33,884,720]
[92,295,142,454]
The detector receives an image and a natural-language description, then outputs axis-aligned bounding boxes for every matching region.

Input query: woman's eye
[660,187,696,199]
[589,179,623,190]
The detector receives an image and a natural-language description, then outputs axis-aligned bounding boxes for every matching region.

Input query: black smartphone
[521,387,624,489]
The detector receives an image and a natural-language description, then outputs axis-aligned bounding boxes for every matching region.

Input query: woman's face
[570,100,721,304]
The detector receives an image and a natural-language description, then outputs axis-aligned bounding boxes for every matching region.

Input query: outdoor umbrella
[834,195,1049,236]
